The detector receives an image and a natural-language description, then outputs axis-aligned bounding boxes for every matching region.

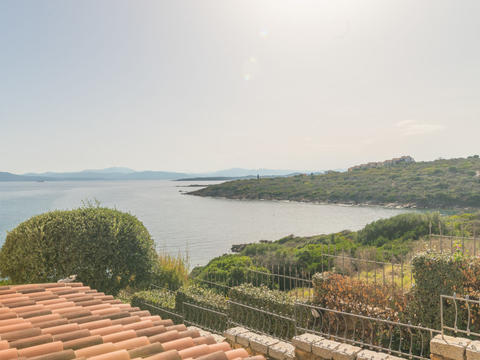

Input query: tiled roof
[0,283,264,360]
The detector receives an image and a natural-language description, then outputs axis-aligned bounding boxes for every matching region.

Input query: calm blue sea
[0,180,411,266]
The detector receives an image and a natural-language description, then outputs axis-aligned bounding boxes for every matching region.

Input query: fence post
[474,227,477,257]
[401,259,404,294]
[428,220,432,250]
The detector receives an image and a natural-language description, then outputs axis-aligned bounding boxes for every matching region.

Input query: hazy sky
[1,1,479,173]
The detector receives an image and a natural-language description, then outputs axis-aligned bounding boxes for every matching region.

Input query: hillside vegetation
[192,212,480,277]
[191,156,480,209]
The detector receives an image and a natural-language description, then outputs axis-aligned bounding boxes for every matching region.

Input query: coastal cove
[0,180,413,266]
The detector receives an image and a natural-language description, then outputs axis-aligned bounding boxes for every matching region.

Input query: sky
[1,0,479,174]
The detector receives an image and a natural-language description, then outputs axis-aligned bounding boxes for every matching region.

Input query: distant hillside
[190,156,480,209]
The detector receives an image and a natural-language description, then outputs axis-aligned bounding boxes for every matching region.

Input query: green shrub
[228,283,295,339]
[175,284,227,312]
[357,213,443,246]
[0,206,157,295]
[131,289,176,309]
[131,288,183,324]
[191,255,271,292]
[175,284,229,333]
[407,252,474,329]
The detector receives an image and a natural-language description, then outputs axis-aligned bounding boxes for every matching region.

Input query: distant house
[348,156,415,172]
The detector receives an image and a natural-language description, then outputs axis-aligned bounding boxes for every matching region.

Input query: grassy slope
[191,156,480,209]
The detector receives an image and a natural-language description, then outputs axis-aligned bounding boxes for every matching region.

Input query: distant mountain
[0,172,48,182]
[123,171,188,180]
[1,167,322,182]
[1,169,187,181]
[195,168,298,177]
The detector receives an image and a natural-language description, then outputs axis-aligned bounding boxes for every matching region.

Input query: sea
[0,180,412,267]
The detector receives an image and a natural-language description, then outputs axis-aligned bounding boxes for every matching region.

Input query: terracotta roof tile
[144,350,181,360]
[74,343,119,358]
[88,349,130,360]
[0,284,263,360]
[17,341,64,358]
[0,347,19,360]
[127,343,164,359]
[0,328,42,342]
[9,335,53,350]
[196,350,228,360]
[52,330,91,343]
[89,327,123,337]
[29,349,76,360]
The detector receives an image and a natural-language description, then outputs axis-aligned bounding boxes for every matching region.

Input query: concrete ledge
[467,341,480,360]
[356,350,388,360]
[224,327,287,360]
[249,333,279,354]
[224,327,250,343]
[431,335,471,360]
[269,341,295,360]
[292,334,324,353]
[332,343,361,360]
[293,333,399,360]
[237,331,258,347]
[312,339,340,359]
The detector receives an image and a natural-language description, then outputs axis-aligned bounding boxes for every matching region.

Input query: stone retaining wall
[224,327,295,360]
[430,335,480,360]
[291,333,403,360]
[223,327,403,360]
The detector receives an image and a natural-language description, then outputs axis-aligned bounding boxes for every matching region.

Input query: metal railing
[183,301,228,334]
[196,257,412,300]
[227,300,296,341]
[440,294,480,338]
[137,294,438,359]
[425,235,479,256]
[313,253,413,294]
[296,303,440,360]
[140,302,184,324]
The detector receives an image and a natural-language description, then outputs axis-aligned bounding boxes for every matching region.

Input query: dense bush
[0,206,157,295]
[190,255,272,292]
[131,288,176,309]
[175,284,227,312]
[357,213,443,246]
[312,272,406,319]
[406,251,480,330]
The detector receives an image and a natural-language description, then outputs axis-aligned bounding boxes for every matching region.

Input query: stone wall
[430,334,480,360]
[224,327,295,360]
[223,327,404,360]
[291,333,403,360]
